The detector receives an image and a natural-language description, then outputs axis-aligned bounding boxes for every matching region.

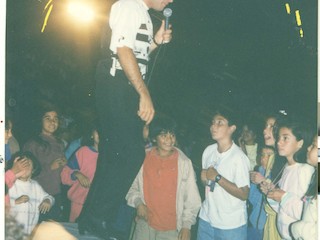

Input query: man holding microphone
[78,0,173,239]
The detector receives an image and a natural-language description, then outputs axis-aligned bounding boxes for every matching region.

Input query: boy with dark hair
[248,145,275,240]
[197,109,250,240]
[126,116,201,240]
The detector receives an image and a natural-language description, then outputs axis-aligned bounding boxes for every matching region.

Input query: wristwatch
[215,174,222,183]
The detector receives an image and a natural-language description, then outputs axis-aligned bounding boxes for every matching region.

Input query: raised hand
[11,157,30,178]
[154,20,172,45]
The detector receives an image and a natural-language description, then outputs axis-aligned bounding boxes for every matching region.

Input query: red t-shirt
[143,148,178,231]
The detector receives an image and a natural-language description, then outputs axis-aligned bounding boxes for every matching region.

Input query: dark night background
[5,0,318,165]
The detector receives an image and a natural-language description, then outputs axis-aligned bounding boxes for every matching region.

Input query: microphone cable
[146,40,166,86]
[146,9,171,86]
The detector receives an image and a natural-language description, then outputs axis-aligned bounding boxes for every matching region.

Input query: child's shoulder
[298,163,315,173]
[176,148,191,161]
[77,145,97,153]
[29,178,41,186]
[203,143,217,153]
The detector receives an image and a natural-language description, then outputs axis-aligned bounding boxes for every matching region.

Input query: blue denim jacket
[248,166,270,230]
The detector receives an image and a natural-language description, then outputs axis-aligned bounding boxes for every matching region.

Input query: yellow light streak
[295,10,302,26]
[285,3,291,14]
[41,4,53,32]
[299,28,304,38]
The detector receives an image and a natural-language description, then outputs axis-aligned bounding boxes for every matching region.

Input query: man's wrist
[215,174,222,183]
[154,39,161,47]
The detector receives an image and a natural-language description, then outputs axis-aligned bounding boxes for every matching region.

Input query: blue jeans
[197,218,247,240]
[247,226,263,240]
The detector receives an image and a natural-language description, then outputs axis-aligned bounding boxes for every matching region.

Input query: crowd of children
[4,104,317,240]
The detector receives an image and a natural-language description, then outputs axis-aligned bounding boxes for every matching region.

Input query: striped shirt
[109,0,154,79]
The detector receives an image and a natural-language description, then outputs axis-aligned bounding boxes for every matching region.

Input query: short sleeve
[233,155,250,188]
[109,1,141,52]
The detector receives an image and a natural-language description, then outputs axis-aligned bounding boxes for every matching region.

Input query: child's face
[155,131,176,157]
[19,159,33,181]
[241,125,256,144]
[306,136,317,167]
[263,117,276,147]
[277,127,302,161]
[5,121,13,144]
[210,115,234,142]
[42,111,59,136]
[260,148,274,169]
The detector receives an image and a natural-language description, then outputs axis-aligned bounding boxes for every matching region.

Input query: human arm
[150,20,173,52]
[23,139,65,173]
[15,195,29,204]
[265,188,306,221]
[61,164,90,188]
[180,158,202,230]
[126,167,145,209]
[268,165,314,219]
[260,179,275,194]
[109,1,155,124]
[267,188,286,202]
[73,171,91,188]
[267,189,305,220]
[51,156,67,170]
[291,199,317,240]
[60,165,75,186]
[117,47,154,124]
[5,157,30,187]
[200,169,208,186]
[136,203,148,221]
[268,186,313,221]
[178,228,191,240]
[39,198,52,214]
[36,182,55,213]
[206,166,249,201]
[11,157,30,178]
[250,171,266,184]
[61,147,95,188]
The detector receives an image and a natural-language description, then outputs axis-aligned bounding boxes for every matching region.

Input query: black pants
[78,59,145,233]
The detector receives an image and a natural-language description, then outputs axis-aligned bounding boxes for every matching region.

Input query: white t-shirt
[267,163,314,240]
[199,142,250,229]
[109,0,153,79]
[9,179,55,234]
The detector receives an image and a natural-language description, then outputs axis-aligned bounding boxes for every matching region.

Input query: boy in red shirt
[126,116,201,240]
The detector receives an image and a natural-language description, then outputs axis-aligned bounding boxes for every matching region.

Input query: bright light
[295,10,302,26]
[67,2,95,23]
[279,110,288,116]
[285,3,291,14]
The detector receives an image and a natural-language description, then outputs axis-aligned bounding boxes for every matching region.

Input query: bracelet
[154,40,161,47]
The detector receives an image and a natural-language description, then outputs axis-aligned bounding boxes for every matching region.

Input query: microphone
[163,8,172,30]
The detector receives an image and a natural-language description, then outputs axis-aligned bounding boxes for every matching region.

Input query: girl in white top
[8,152,55,234]
[261,117,314,240]
[291,135,318,240]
